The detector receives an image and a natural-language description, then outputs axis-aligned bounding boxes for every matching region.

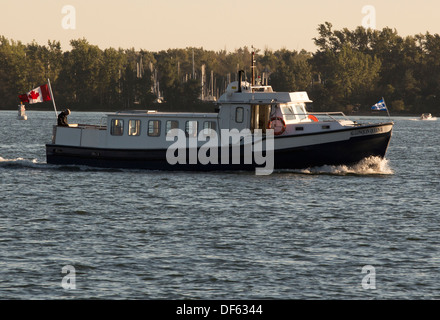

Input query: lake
[0,110,439,300]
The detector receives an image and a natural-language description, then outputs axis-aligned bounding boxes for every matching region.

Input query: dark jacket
[57,111,69,126]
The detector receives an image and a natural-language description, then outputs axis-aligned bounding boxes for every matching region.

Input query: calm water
[0,110,439,300]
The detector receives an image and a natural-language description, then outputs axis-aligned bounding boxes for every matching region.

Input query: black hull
[273,130,391,169]
[46,124,392,172]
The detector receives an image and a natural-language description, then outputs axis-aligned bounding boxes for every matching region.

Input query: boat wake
[0,156,44,169]
[1,155,393,176]
[0,156,127,172]
[296,156,394,176]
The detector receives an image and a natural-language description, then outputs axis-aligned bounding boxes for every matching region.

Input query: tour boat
[46,71,393,174]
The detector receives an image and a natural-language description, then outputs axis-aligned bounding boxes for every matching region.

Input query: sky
[1,0,440,53]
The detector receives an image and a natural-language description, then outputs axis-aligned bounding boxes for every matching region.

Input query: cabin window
[148,120,161,137]
[110,119,124,136]
[203,121,216,135]
[294,104,308,120]
[128,120,141,136]
[166,120,179,137]
[185,121,198,137]
[236,107,244,123]
[281,105,296,121]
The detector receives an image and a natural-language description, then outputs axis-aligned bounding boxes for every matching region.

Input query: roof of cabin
[218,81,312,104]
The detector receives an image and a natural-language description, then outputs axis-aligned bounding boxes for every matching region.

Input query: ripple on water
[0,115,439,299]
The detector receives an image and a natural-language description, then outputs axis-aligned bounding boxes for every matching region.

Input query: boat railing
[66,123,107,130]
[307,111,350,122]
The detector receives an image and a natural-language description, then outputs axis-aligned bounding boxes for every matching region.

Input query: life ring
[308,114,319,122]
[267,117,286,135]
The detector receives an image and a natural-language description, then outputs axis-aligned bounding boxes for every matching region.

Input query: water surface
[0,111,439,299]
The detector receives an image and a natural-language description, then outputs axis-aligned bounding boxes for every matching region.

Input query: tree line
[2,22,440,114]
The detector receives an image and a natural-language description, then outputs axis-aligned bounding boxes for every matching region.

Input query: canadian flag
[19,84,52,104]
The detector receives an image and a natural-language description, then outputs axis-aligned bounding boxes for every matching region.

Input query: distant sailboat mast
[192,49,195,79]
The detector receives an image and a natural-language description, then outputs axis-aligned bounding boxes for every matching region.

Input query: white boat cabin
[52,80,355,150]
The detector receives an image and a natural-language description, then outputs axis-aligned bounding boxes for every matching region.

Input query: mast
[251,46,256,86]
[192,49,195,79]
[201,64,205,100]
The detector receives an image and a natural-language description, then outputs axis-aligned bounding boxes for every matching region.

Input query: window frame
[185,120,198,138]
[128,119,141,136]
[148,120,161,137]
[110,119,124,136]
[203,121,217,135]
[166,120,179,137]
[281,105,297,121]
[294,104,308,120]
[236,107,244,123]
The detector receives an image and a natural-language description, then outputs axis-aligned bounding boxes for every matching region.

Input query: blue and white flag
[372,99,387,111]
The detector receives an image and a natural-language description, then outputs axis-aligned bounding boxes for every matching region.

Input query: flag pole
[47,78,58,119]
[382,96,391,118]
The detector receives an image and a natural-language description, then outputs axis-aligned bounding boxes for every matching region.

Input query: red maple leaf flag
[19,84,52,104]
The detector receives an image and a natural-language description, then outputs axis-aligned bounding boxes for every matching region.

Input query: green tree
[0,36,29,107]
[268,49,312,92]
[57,38,103,107]
[311,43,381,109]
[98,47,126,107]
